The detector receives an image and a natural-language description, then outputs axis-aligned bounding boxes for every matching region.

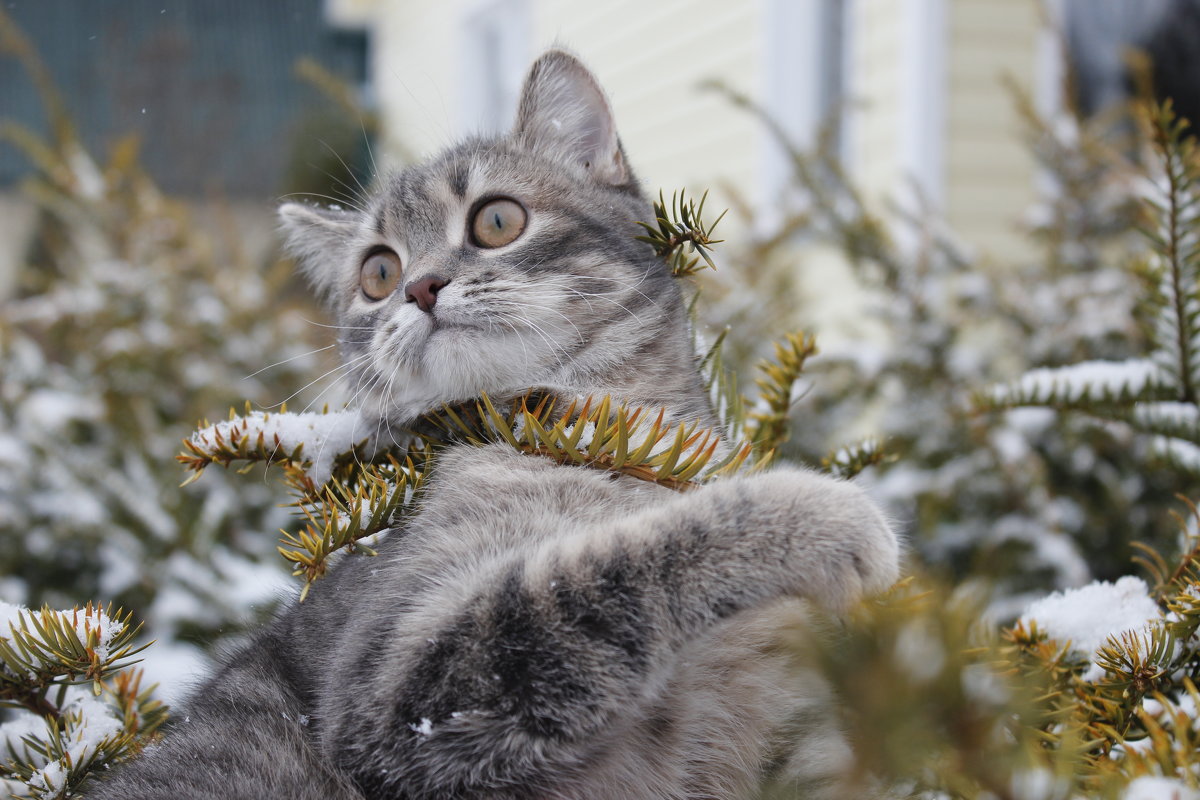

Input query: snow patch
[997,359,1165,404]
[3,687,125,796]
[20,389,102,432]
[132,639,208,705]
[1020,576,1162,682]
[1134,401,1200,427]
[0,602,120,673]
[189,409,374,485]
[1155,438,1200,472]
[1122,776,1200,800]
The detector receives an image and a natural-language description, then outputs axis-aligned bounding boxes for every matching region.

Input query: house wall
[355,3,463,168]
[944,0,1041,262]
[535,1,761,212]
[346,0,762,218]
[851,0,909,209]
[343,0,1047,242]
[847,0,1041,263]
[328,0,1050,343]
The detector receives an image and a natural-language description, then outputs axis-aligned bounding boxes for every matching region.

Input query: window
[1062,0,1173,118]
[761,0,854,213]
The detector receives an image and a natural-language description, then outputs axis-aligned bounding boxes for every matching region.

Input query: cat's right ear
[278,202,360,302]
[514,49,629,185]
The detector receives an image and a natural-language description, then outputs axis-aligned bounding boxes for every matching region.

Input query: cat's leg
[87,633,364,800]
[568,598,859,800]
[343,467,897,798]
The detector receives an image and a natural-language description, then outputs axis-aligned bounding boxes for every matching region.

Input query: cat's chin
[360,345,551,428]
[361,382,527,429]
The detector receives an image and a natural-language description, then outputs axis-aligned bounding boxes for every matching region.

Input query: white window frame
[458,0,532,137]
[898,0,946,213]
[759,0,856,224]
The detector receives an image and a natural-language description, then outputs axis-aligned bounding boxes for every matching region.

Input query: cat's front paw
[744,469,900,611]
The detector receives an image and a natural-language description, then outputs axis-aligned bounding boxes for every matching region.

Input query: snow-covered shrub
[803,510,1200,798]
[0,601,165,799]
[701,83,1192,605]
[0,22,333,685]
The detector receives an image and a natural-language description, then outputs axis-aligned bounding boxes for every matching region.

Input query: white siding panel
[536,0,762,216]
[944,0,1040,264]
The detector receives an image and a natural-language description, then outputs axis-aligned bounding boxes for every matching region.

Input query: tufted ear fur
[278,202,361,303]
[514,50,628,185]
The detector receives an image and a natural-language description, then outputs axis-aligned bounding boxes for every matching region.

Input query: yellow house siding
[944,0,1041,260]
[350,0,762,225]
[340,0,1050,302]
[367,3,464,169]
[536,0,761,216]
[324,0,377,28]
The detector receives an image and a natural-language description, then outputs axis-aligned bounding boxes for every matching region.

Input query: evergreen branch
[704,80,907,284]
[0,121,68,186]
[1122,402,1200,445]
[0,604,166,800]
[995,503,1200,775]
[978,360,1174,414]
[0,9,76,153]
[177,404,307,480]
[1161,497,1200,595]
[635,189,726,277]
[1130,540,1173,590]
[2,694,154,800]
[698,326,746,440]
[744,331,818,461]
[1143,101,1200,404]
[181,391,753,597]
[106,667,168,742]
[821,438,890,480]
[178,404,389,493]
[420,392,752,490]
[0,604,150,701]
[278,452,427,601]
[294,57,377,129]
[1144,438,1200,483]
[1118,679,1200,780]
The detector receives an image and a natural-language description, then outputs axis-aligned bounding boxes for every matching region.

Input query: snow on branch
[179,407,382,487]
[0,602,147,696]
[977,105,1200,486]
[1140,101,1200,405]
[0,602,166,799]
[1020,576,1163,683]
[984,359,1170,411]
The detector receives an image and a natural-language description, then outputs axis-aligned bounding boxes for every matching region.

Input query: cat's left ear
[278,202,361,302]
[514,49,628,185]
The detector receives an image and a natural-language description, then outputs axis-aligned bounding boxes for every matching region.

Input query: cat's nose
[404,275,448,313]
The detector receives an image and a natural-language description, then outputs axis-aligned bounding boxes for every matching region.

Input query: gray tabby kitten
[93,51,898,799]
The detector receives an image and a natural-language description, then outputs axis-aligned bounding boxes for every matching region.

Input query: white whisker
[266,350,373,409]
[243,343,338,380]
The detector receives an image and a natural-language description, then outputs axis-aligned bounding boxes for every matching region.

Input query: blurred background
[2,0,1199,701]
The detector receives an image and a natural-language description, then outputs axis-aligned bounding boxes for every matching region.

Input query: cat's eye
[359,249,403,301]
[471,198,527,248]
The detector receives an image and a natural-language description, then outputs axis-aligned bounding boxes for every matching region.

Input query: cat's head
[279,50,709,427]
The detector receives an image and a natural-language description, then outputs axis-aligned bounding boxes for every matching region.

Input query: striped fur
[91,51,898,799]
